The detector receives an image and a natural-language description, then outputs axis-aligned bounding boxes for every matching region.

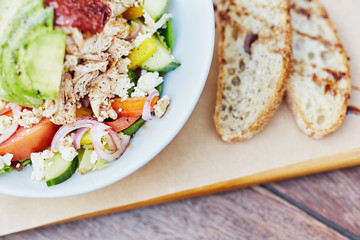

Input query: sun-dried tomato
[44,0,112,34]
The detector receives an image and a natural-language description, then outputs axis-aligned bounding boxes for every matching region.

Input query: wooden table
[2,166,359,239]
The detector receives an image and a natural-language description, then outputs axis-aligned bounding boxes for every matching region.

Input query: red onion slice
[104,133,117,151]
[119,135,131,153]
[0,123,19,144]
[90,122,123,162]
[74,127,89,150]
[51,117,98,151]
[142,90,159,121]
[0,103,21,144]
[125,24,142,41]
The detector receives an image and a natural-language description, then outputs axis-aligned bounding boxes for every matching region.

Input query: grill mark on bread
[214,0,292,142]
[292,6,311,19]
[287,0,351,139]
[294,30,334,47]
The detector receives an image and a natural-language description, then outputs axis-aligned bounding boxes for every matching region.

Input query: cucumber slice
[164,20,173,50]
[140,0,168,22]
[78,148,109,175]
[140,34,180,72]
[44,153,79,187]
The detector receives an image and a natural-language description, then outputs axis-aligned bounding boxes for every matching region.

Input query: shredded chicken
[107,0,136,17]
[42,0,136,124]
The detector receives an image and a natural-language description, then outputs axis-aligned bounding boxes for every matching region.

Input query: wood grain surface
[3,168,360,239]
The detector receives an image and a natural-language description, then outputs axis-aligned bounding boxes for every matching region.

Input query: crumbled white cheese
[0,115,13,134]
[42,150,55,160]
[30,150,54,181]
[16,163,20,168]
[111,74,134,100]
[0,153,13,169]
[30,153,45,181]
[137,70,163,93]
[133,13,172,47]
[90,151,99,165]
[131,87,147,98]
[143,9,155,29]
[154,95,170,118]
[58,134,78,162]
[15,108,43,128]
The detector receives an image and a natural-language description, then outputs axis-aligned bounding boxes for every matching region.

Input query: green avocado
[10,8,54,98]
[0,0,43,103]
[2,8,53,106]
[0,0,66,107]
[21,30,66,101]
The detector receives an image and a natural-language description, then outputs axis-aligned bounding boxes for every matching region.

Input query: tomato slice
[0,118,59,161]
[106,116,140,133]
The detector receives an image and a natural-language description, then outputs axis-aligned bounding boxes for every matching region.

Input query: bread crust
[286,0,351,139]
[214,0,292,142]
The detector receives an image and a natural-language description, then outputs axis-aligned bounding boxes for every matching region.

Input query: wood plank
[2,187,348,240]
[268,166,360,237]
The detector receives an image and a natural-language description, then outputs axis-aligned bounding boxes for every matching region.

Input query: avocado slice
[0,0,43,103]
[1,8,54,106]
[0,0,66,107]
[10,8,55,99]
[21,30,66,100]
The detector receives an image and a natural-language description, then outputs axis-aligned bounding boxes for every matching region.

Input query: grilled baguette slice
[287,0,351,139]
[214,0,292,142]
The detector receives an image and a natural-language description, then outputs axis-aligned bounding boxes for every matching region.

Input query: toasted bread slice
[214,0,292,142]
[287,0,351,139]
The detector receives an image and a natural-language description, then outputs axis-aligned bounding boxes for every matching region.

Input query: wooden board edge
[17,147,360,234]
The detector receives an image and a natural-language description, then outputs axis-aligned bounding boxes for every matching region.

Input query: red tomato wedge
[0,118,59,161]
[112,97,159,117]
[106,116,140,133]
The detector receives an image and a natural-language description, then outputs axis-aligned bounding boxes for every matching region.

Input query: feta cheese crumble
[0,153,13,170]
[0,116,13,134]
[131,70,163,97]
[58,134,78,162]
[30,150,54,181]
[15,108,43,128]
[90,151,99,165]
[155,95,170,118]
[133,13,172,47]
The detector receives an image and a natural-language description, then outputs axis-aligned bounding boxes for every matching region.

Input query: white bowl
[0,0,215,198]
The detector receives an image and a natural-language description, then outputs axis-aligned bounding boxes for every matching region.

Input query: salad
[0,0,180,186]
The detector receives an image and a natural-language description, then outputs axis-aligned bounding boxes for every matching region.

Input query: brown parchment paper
[1,0,360,236]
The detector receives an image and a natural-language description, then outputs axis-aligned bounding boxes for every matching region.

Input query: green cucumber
[123,118,145,136]
[155,83,163,95]
[78,148,109,175]
[139,0,168,22]
[159,19,173,50]
[44,153,79,187]
[140,34,180,73]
